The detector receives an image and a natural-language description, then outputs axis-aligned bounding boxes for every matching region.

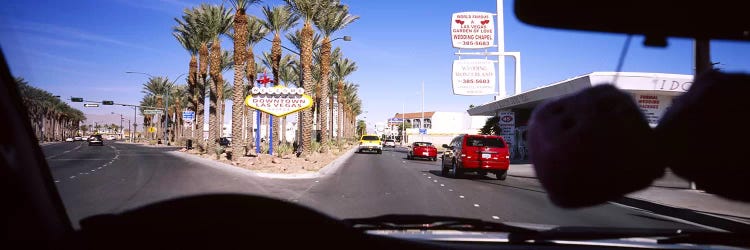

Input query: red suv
[441,134,510,180]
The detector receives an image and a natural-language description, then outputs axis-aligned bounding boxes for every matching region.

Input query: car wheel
[441,165,449,176]
[432,157,437,161]
[495,170,507,180]
[452,161,463,178]
[377,150,382,154]
[407,154,412,160]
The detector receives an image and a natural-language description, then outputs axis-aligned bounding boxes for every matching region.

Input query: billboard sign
[452,59,496,95]
[451,12,495,49]
[498,111,515,146]
[245,86,313,117]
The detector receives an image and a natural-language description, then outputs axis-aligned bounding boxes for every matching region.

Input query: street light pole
[421,80,425,141]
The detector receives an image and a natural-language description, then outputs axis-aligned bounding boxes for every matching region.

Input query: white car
[107,135,116,140]
[65,138,74,142]
[383,139,396,148]
[74,136,82,141]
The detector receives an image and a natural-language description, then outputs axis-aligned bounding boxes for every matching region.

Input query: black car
[88,134,104,146]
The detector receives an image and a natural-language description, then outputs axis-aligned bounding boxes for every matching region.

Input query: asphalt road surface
[42,141,707,230]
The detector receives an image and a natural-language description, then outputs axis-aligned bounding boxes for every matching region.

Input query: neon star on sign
[245,86,313,117]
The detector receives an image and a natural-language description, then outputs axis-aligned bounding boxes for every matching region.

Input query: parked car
[74,136,82,141]
[88,134,104,146]
[357,134,382,154]
[107,135,116,141]
[65,137,74,142]
[441,134,510,180]
[383,139,396,148]
[407,142,437,161]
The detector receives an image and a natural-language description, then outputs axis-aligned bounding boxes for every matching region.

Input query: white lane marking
[69,176,75,179]
[433,180,437,182]
[492,216,500,220]
[459,195,465,199]
[79,172,85,175]
[91,169,95,172]
[427,176,431,179]
[473,204,480,207]
[422,173,426,175]
[314,180,319,183]
[440,184,445,187]
[449,189,453,192]
[98,167,102,169]
[45,143,84,159]
[54,180,60,183]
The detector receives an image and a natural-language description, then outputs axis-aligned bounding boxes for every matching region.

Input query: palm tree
[314,4,358,152]
[173,9,201,144]
[175,6,212,151]
[332,57,357,140]
[341,82,360,138]
[141,77,175,140]
[260,5,299,148]
[227,0,260,159]
[244,17,269,152]
[277,55,297,145]
[195,4,232,154]
[284,0,338,155]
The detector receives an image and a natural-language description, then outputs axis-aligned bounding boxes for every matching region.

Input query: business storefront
[467,72,693,160]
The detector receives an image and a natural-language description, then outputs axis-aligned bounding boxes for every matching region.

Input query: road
[43,141,706,230]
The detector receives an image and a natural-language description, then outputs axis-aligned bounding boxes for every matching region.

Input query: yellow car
[358,134,382,154]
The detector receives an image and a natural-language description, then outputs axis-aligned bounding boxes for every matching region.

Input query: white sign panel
[245,86,313,117]
[498,111,515,147]
[634,94,671,126]
[452,59,496,95]
[451,12,495,49]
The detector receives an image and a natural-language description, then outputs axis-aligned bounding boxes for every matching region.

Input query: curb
[168,146,358,180]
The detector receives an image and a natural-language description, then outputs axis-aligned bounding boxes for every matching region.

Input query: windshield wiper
[344,214,540,234]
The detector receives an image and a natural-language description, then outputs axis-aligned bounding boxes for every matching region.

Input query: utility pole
[421,80,425,141]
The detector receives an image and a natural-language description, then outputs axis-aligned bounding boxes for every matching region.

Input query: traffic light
[102,100,114,105]
[71,97,83,102]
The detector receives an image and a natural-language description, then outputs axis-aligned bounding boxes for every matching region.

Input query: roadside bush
[311,141,322,153]
[276,143,293,157]
[215,146,225,160]
[260,143,269,154]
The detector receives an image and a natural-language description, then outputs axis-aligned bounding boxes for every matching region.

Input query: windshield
[466,137,505,148]
[362,136,379,141]
[3,0,749,236]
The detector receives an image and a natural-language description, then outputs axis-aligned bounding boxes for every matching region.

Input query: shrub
[276,143,293,157]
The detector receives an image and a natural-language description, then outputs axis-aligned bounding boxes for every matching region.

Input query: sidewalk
[508,164,750,225]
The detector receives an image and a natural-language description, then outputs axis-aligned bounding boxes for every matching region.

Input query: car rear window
[466,137,505,148]
[385,140,394,142]
[362,136,379,141]
[414,142,432,147]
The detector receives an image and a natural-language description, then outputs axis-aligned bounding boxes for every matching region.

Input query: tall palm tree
[216,50,234,141]
[260,5,298,148]
[332,57,357,140]
[141,77,175,140]
[324,47,342,139]
[341,82,359,138]
[227,0,260,159]
[172,16,200,142]
[195,4,232,154]
[244,17,269,152]
[314,4,358,152]
[276,54,297,145]
[284,0,338,155]
[16,77,85,141]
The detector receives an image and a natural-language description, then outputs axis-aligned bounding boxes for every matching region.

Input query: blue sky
[2,0,750,129]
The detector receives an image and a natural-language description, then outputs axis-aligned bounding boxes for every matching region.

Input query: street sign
[83,103,99,107]
[451,12,495,49]
[143,109,164,115]
[452,59,496,95]
[245,86,313,117]
[498,111,515,146]
[182,111,195,120]
[419,128,427,134]
[148,127,157,133]
[388,118,403,122]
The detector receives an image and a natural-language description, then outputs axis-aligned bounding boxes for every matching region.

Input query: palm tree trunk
[231,9,248,159]
[188,54,198,143]
[300,21,314,155]
[319,37,331,152]
[329,95,334,141]
[246,45,257,151]
[281,116,287,145]
[208,37,222,154]
[197,42,209,152]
